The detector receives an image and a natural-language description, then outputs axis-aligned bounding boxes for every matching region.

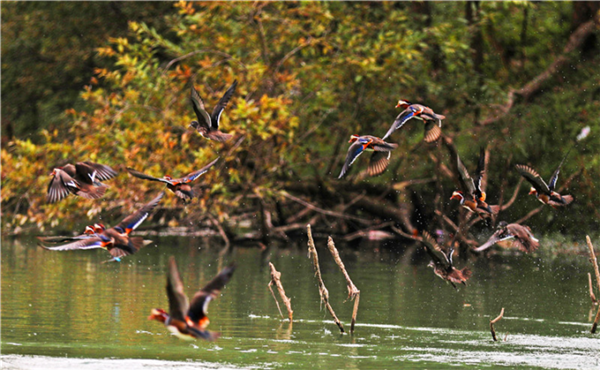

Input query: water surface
[2,235,598,369]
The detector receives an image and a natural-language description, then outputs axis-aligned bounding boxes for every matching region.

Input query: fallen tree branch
[268,262,293,322]
[307,225,345,333]
[490,307,505,342]
[327,237,360,334]
[480,16,599,125]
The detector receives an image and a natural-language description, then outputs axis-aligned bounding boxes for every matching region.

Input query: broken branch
[327,236,360,334]
[490,307,505,342]
[268,262,293,322]
[307,225,345,333]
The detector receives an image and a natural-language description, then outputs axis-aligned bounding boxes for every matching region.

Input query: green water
[1,235,599,369]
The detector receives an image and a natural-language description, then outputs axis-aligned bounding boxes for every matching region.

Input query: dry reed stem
[268,262,293,322]
[490,307,505,341]
[589,273,598,304]
[586,236,600,333]
[327,236,360,334]
[307,225,345,333]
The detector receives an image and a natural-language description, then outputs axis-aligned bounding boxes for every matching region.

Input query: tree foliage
[2,1,599,237]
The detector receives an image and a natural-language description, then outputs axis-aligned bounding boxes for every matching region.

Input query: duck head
[450,191,464,203]
[148,308,169,323]
[395,99,411,109]
[528,187,538,196]
[348,134,360,143]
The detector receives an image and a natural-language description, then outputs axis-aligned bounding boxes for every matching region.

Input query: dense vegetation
[2,2,599,245]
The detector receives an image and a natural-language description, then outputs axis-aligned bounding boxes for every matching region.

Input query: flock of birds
[38,77,583,339]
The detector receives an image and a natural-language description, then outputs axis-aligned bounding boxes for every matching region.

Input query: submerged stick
[327,236,360,334]
[490,307,505,341]
[307,225,345,333]
[268,262,293,322]
[586,236,600,334]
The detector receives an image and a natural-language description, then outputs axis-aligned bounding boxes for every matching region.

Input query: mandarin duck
[475,221,539,253]
[47,161,117,203]
[382,99,445,143]
[421,231,472,289]
[149,256,235,341]
[127,157,218,202]
[189,80,238,142]
[450,147,499,217]
[39,192,163,262]
[338,135,398,179]
[516,149,573,208]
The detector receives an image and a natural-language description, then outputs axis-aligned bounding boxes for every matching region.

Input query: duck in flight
[450,148,499,217]
[127,157,219,202]
[420,231,472,289]
[338,135,398,179]
[149,257,235,341]
[189,80,238,142]
[516,149,573,208]
[475,221,539,253]
[382,99,445,143]
[47,161,117,203]
[39,192,163,262]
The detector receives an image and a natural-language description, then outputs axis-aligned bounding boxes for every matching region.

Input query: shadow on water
[1,235,599,369]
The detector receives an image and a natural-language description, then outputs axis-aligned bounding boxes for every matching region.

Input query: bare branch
[490,307,505,342]
[268,262,293,322]
[327,237,360,334]
[307,225,345,333]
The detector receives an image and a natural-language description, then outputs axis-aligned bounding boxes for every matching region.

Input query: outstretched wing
[423,120,442,143]
[166,257,190,322]
[211,80,238,129]
[421,231,450,266]
[190,86,212,130]
[472,147,486,199]
[47,170,79,203]
[515,164,551,195]
[367,151,391,177]
[79,162,118,182]
[455,152,476,197]
[474,229,507,252]
[115,191,164,234]
[506,224,539,253]
[40,236,105,251]
[187,264,236,329]
[180,157,220,183]
[382,108,416,141]
[548,148,571,191]
[126,168,172,185]
[338,141,366,179]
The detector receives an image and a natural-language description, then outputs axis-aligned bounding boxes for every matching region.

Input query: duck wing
[47,169,79,203]
[382,108,415,140]
[210,80,238,130]
[166,257,190,322]
[338,141,367,179]
[515,165,551,195]
[115,191,164,234]
[179,157,219,184]
[186,264,236,330]
[126,168,172,185]
[367,151,391,177]
[40,236,105,251]
[548,148,571,191]
[421,231,450,267]
[190,86,212,130]
[79,162,118,182]
[472,147,486,199]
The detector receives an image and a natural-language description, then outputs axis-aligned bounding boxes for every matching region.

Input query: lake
[1,234,599,369]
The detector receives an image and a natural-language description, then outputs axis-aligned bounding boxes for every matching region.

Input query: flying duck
[382,99,445,143]
[149,257,235,341]
[338,135,398,179]
[475,221,540,253]
[47,161,117,203]
[189,80,238,142]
